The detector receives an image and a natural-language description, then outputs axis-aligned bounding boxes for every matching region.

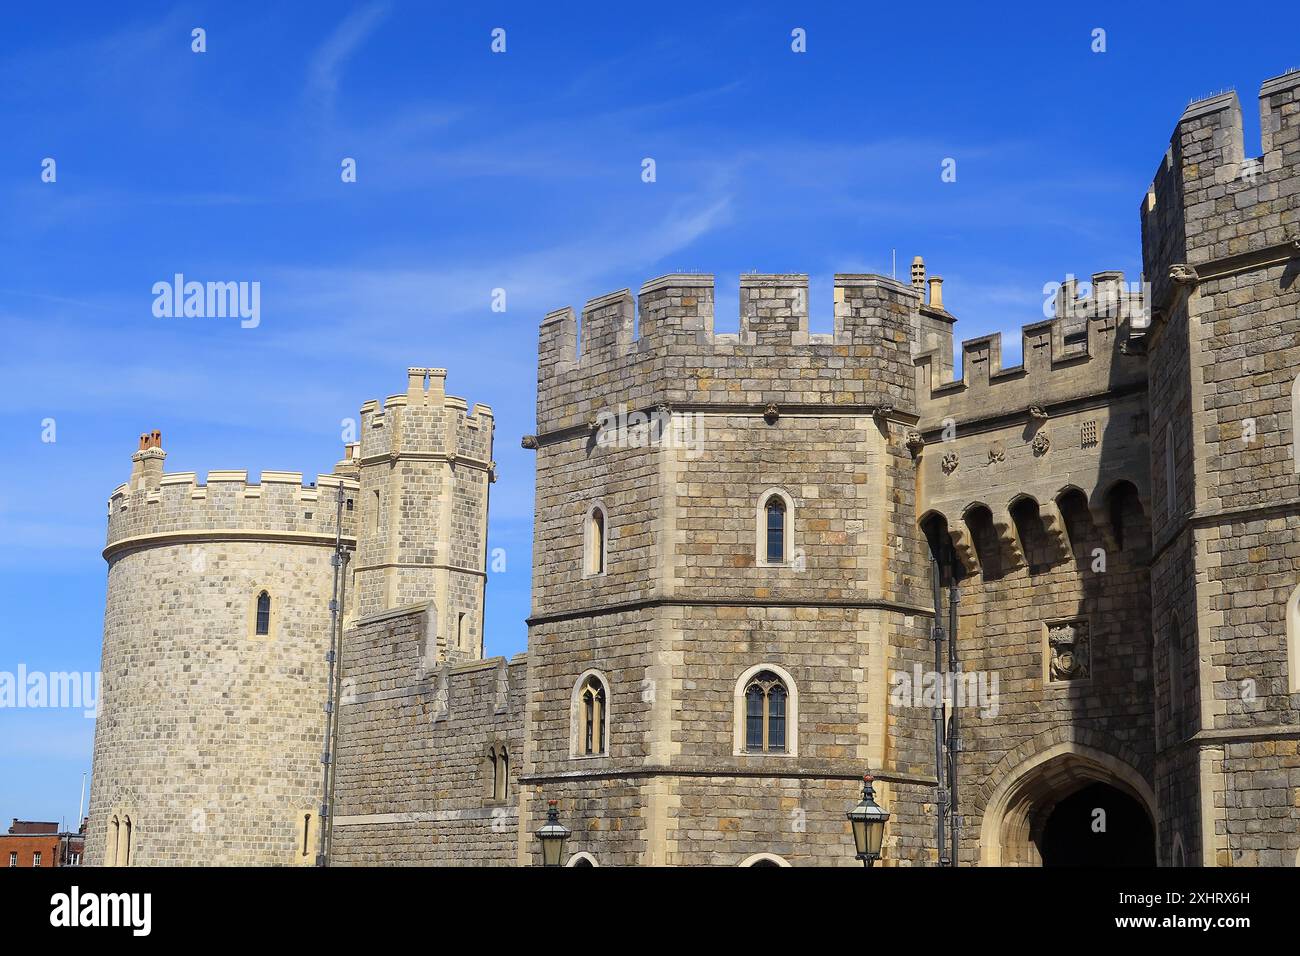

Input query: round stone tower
[85,432,359,866]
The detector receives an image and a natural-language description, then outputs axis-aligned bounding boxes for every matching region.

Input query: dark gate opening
[1038,781,1155,866]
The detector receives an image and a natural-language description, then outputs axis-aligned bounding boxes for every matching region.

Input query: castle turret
[352,368,494,662]
[86,431,360,866]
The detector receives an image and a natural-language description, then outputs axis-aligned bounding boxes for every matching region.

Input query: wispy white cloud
[306,2,391,112]
[259,192,734,359]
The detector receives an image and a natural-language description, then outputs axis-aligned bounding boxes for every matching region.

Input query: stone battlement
[537,272,917,433]
[1142,71,1300,310]
[106,469,360,555]
[358,367,495,467]
[915,271,1148,427]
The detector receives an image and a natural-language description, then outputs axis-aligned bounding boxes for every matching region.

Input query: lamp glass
[851,816,868,857]
[541,832,566,867]
[866,815,886,856]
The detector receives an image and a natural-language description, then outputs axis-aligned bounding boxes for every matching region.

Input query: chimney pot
[928,276,944,310]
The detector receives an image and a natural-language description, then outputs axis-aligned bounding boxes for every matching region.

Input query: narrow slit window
[255,591,271,636]
[587,507,606,575]
[765,497,786,564]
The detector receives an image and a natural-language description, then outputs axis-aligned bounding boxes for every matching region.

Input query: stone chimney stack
[927,276,944,311]
[333,442,361,479]
[129,430,166,492]
[911,256,926,301]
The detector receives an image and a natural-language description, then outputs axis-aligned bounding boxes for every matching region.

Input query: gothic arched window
[744,671,788,753]
[485,743,509,801]
[756,490,795,567]
[572,673,608,757]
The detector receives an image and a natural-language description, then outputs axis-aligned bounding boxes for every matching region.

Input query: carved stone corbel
[1037,497,1073,564]
[946,522,981,577]
[993,510,1026,570]
[763,402,780,425]
[521,434,538,450]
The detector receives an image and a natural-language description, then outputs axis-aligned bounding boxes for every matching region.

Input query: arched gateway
[979,743,1157,866]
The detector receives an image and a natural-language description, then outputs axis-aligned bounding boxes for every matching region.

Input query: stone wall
[330,603,525,866]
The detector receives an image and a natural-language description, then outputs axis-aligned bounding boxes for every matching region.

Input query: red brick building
[2,819,86,867]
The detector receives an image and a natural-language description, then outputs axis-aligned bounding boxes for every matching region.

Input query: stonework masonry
[86,372,495,866]
[87,71,1300,866]
[86,449,359,866]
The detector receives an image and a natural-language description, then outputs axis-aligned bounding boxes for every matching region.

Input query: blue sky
[0,0,1295,827]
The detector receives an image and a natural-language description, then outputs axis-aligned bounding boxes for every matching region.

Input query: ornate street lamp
[847,774,890,867]
[534,800,571,867]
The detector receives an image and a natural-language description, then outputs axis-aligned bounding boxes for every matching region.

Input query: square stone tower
[1140,70,1300,866]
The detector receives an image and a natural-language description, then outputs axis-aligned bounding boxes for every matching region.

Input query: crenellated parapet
[536,273,919,435]
[358,367,495,469]
[915,272,1148,429]
[106,468,359,557]
[1141,70,1300,314]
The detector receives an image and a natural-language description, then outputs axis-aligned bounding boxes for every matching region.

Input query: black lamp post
[847,774,890,867]
[534,800,571,867]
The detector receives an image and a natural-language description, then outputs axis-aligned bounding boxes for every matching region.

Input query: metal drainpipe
[317,483,350,866]
[947,574,961,866]
[931,556,948,866]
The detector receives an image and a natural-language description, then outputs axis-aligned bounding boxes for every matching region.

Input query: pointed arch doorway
[979,743,1157,866]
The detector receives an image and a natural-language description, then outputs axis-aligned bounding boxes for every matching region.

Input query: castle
[85,73,1300,866]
